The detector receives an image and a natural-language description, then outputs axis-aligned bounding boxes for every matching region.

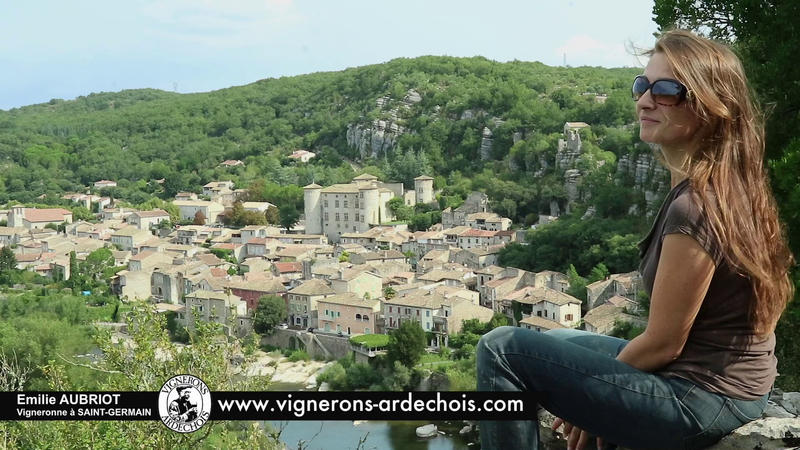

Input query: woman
[477,30,794,450]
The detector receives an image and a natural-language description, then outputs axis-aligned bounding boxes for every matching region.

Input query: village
[0,162,647,365]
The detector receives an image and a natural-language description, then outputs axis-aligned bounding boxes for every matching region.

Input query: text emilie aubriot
[17,393,122,406]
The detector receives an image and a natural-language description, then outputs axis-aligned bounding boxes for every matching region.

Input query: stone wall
[260,329,353,360]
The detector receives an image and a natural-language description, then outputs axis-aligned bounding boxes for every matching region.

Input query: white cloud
[555,34,638,67]
[140,0,305,48]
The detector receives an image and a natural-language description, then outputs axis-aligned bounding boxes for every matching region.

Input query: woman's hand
[552,416,604,450]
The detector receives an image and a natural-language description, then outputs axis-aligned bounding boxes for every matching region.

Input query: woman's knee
[478,326,542,360]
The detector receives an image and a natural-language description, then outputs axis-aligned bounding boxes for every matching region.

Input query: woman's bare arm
[616,233,715,372]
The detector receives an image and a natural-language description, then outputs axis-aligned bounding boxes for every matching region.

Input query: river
[268,419,475,450]
[266,382,477,449]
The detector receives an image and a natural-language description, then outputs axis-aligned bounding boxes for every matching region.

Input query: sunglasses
[632,75,689,106]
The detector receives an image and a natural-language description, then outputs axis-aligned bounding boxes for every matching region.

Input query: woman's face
[636,52,702,153]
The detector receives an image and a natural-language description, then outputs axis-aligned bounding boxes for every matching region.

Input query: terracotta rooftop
[273,261,303,273]
[23,208,72,223]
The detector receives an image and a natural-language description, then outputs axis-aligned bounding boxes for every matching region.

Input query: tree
[264,206,279,224]
[253,295,287,335]
[566,264,588,305]
[387,320,426,369]
[0,246,16,272]
[387,197,412,221]
[193,210,206,225]
[0,246,17,285]
[81,247,115,284]
[0,305,279,449]
[278,204,299,232]
[587,262,610,284]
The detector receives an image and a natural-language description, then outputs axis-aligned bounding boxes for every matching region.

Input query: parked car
[307,327,315,333]
[278,323,288,330]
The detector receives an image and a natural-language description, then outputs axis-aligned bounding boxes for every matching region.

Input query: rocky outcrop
[346,89,421,158]
[531,389,800,449]
[616,150,670,217]
[480,127,493,160]
[346,121,403,159]
[556,129,582,170]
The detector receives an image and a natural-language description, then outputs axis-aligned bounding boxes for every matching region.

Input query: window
[335,213,340,221]
[537,311,542,317]
[324,212,329,221]
[426,310,430,317]
[344,200,348,208]
[388,306,393,313]
[359,192,363,198]
[335,200,340,208]
[324,200,328,207]
[364,316,369,321]
[344,213,348,221]
[416,309,420,316]
[425,322,430,330]
[552,312,556,319]
[565,314,573,321]
[365,327,370,334]
[356,313,362,320]
[445,310,449,317]
[337,311,341,317]
[405,308,411,314]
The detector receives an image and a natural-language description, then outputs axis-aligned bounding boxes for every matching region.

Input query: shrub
[288,349,310,362]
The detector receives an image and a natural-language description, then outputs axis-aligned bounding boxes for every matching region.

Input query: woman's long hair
[647,30,795,336]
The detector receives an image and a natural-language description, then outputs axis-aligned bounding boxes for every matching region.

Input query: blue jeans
[477,327,769,449]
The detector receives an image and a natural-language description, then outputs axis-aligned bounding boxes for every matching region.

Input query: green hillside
[0,56,640,210]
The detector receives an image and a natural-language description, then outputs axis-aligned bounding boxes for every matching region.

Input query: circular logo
[158,375,212,433]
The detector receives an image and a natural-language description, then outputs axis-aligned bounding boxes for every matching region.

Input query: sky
[0,0,660,111]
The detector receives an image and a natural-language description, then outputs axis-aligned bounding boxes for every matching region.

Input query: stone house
[0,226,26,246]
[330,268,382,300]
[505,286,582,328]
[317,292,381,335]
[519,316,566,332]
[383,291,493,347]
[417,249,451,273]
[586,271,642,310]
[179,290,250,336]
[349,249,406,265]
[457,229,497,249]
[127,209,170,230]
[286,278,336,328]
[224,277,287,312]
[465,212,511,231]
[583,295,646,334]
[173,200,225,224]
[110,227,152,252]
[8,207,73,230]
[441,192,490,229]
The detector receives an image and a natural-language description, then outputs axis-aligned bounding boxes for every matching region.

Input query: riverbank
[245,350,333,389]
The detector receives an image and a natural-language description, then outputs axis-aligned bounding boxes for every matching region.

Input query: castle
[304,174,434,243]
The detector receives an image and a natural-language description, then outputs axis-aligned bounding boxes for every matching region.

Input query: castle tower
[9,206,25,228]
[359,183,379,227]
[303,184,322,235]
[414,175,434,204]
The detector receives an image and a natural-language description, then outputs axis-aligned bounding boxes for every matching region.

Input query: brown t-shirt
[637,178,776,400]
